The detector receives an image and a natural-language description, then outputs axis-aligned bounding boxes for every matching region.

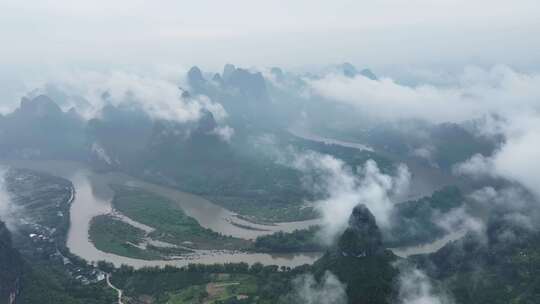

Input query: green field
[204,195,318,223]
[112,269,259,304]
[89,215,163,260]
[165,276,258,304]
[110,185,251,250]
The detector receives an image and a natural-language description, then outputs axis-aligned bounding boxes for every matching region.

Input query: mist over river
[1,147,462,268]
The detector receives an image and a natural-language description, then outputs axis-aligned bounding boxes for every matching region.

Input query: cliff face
[338,204,384,257]
[312,204,398,304]
[0,222,23,304]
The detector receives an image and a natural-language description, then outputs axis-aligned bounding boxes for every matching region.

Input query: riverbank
[1,152,467,269]
[1,160,324,269]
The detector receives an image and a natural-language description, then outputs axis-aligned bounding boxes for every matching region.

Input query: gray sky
[1,0,539,70]
[1,0,539,108]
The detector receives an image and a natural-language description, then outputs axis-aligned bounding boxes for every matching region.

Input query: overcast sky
[1,0,539,70]
[0,0,539,106]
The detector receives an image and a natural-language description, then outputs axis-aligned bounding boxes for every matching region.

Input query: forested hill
[0,221,23,304]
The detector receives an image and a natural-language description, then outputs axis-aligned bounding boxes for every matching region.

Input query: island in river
[1,159,323,268]
[0,152,463,270]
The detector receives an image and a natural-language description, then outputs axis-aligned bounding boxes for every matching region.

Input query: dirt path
[106,274,123,304]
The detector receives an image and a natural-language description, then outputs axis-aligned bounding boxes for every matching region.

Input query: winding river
[1,130,465,268]
[2,160,322,268]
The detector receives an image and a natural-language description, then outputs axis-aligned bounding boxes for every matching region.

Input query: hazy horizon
[1,2,540,303]
[1,0,539,69]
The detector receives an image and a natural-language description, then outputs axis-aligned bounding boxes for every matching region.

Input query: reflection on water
[2,160,322,268]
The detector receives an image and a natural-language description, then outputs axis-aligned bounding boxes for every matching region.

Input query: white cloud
[456,115,540,199]
[211,125,235,143]
[468,186,539,230]
[452,153,495,178]
[28,69,229,124]
[287,271,347,304]
[0,168,18,230]
[411,145,439,168]
[435,207,484,238]
[398,267,453,304]
[308,66,540,124]
[310,65,540,208]
[290,151,410,244]
[490,118,540,198]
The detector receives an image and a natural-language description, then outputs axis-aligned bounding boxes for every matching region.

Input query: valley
[0,160,323,268]
[0,55,536,304]
[0,129,465,275]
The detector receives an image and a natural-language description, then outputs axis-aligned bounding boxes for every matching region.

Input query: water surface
[2,160,322,268]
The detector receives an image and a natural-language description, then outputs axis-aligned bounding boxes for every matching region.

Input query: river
[1,129,464,268]
[2,160,322,268]
[287,127,467,257]
[288,127,461,202]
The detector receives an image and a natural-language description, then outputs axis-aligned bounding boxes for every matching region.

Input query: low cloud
[211,125,235,143]
[0,167,17,230]
[310,65,540,211]
[468,186,540,231]
[289,151,410,244]
[410,145,440,169]
[28,69,229,124]
[435,207,485,239]
[398,267,454,304]
[283,271,347,304]
[452,153,495,178]
[455,115,540,199]
[308,65,540,124]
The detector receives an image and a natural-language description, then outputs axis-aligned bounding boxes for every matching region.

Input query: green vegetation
[205,195,317,223]
[312,252,398,304]
[89,215,193,260]
[18,262,116,304]
[406,185,463,213]
[384,186,464,247]
[166,285,208,304]
[254,226,325,253]
[308,204,399,304]
[109,266,211,302]
[413,216,540,304]
[128,126,394,223]
[110,185,250,250]
[1,169,116,304]
[5,168,73,246]
[103,204,400,304]
[89,215,162,260]
[314,122,495,170]
[165,274,257,304]
[205,131,393,223]
[132,126,314,223]
[106,263,308,304]
[0,221,23,303]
